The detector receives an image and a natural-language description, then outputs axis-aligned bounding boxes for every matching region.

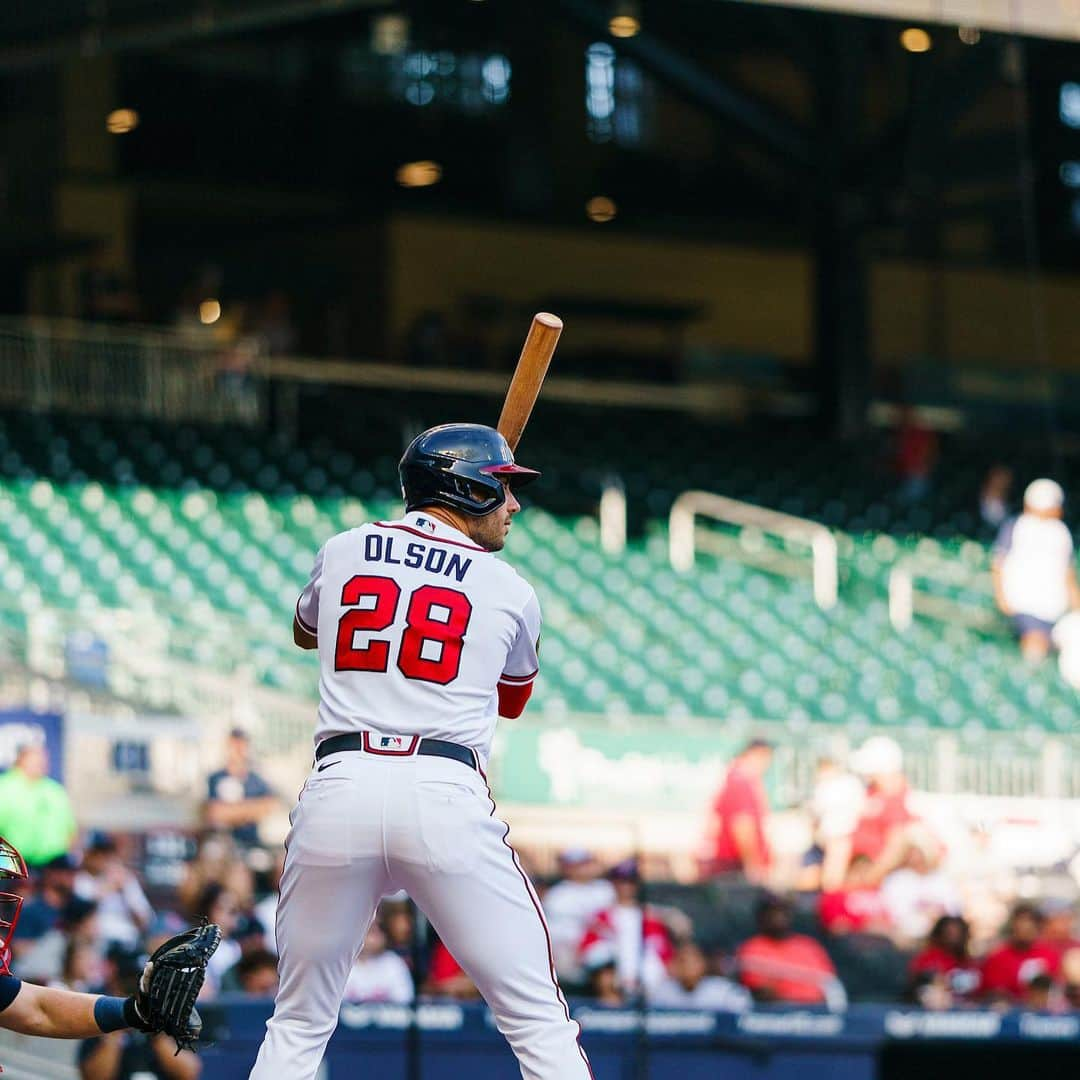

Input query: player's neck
[417,505,476,542]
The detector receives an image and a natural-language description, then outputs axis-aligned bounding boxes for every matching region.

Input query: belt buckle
[362,733,420,757]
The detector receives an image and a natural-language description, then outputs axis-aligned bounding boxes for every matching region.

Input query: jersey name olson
[364,534,473,583]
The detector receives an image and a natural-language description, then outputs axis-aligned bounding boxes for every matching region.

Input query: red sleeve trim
[499,668,538,685]
[294,598,317,636]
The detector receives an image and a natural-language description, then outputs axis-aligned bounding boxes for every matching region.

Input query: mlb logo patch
[414,516,437,533]
[380,736,406,750]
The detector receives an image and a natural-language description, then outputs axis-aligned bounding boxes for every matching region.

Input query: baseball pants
[248,749,593,1080]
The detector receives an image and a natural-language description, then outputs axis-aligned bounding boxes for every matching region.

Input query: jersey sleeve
[497,589,541,719]
[501,588,541,686]
[294,543,326,636]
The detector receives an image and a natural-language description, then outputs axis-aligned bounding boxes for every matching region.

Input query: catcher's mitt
[130,922,222,1052]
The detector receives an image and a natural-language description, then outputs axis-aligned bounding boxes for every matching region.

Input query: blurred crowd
[0,722,1078,1073]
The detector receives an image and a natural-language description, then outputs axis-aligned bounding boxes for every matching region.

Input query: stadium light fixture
[958,26,981,44]
[900,27,932,52]
[586,195,617,223]
[106,108,139,135]
[609,1,641,38]
[372,14,409,55]
[396,160,443,188]
[199,299,222,325]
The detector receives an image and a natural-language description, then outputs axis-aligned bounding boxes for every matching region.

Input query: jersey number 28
[334,575,472,685]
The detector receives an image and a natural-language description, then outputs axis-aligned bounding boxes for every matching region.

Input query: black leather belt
[315,732,477,772]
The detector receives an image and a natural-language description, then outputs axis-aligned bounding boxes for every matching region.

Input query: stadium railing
[668,491,838,610]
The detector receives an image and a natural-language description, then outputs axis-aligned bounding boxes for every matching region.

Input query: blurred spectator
[579,859,674,997]
[19,894,99,985]
[880,833,961,946]
[194,882,242,997]
[981,903,1061,1002]
[380,898,425,979]
[1051,612,1080,690]
[849,736,914,882]
[0,744,76,867]
[648,942,751,1012]
[1037,899,1080,964]
[74,834,154,949]
[543,849,616,987]
[178,834,254,915]
[230,948,280,998]
[909,915,981,1004]
[205,729,277,850]
[52,936,103,993]
[892,407,938,502]
[992,479,1079,663]
[736,894,839,1006]
[423,939,480,1001]
[980,465,1014,530]
[583,952,626,1007]
[13,854,79,965]
[79,945,201,1079]
[703,739,773,882]
[818,855,891,937]
[1023,972,1057,1012]
[803,757,865,892]
[343,922,414,1004]
[252,849,284,955]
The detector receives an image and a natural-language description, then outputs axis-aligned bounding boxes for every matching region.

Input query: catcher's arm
[0,981,117,1039]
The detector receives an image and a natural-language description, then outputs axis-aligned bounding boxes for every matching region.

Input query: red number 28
[335,576,472,685]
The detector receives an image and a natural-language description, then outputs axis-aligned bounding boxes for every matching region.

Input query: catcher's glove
[128,922,222,1052]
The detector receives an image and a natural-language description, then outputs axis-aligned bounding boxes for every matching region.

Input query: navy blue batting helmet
[399,424,540,518]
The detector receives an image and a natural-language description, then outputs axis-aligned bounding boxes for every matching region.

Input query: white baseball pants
[248,749,593,1080]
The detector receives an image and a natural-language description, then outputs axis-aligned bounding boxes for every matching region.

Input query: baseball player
[250,424,592,1080]
[0,836,213,1052]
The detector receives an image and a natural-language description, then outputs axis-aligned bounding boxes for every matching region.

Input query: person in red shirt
[981,903,1061,1002]
[703,740,773,882]
[819,855,891,936]
[909,915,981,1003]
[423,939,480,1001]
[1036,899,1080,964]
[736,894,840,1006]
[848,736,915,882]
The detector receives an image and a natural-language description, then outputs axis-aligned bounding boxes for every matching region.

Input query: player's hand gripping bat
[497,313,563,452]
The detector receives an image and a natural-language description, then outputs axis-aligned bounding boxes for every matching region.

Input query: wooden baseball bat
[497,312,563,452]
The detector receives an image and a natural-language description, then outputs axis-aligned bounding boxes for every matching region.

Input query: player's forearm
[206,797,276,827]
[4,984,136,1040]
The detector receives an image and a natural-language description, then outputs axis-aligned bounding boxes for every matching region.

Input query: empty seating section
[0,409,1072,731]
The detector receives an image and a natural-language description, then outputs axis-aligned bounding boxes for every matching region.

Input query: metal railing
[669,491,838,609]
[0,317,264,425]
[888,556,1002,634]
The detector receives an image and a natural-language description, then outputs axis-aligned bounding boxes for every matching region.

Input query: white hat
[1024,478,1064,513]
[851,735,903,777]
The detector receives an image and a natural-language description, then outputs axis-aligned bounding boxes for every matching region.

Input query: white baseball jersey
[295,510,541,762]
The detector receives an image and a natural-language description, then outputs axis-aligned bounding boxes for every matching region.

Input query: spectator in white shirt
[343,922,415,1004]
[992,478,1080,663]
[542,849,615,988]
[880,833,961,947]
[648,942,751,1012]
[73,834,153,950]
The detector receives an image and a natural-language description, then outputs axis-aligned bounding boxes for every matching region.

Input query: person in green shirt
[0,745,76,868]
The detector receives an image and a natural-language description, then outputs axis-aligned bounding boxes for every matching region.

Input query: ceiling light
[586,195,617,223]
[396,160,443,188]
[199,299,221,325]
[958,25,981,44]
[372,14,409,55]
[900,27,932,52]
[106,108,139,135]
[609,1,641,38]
